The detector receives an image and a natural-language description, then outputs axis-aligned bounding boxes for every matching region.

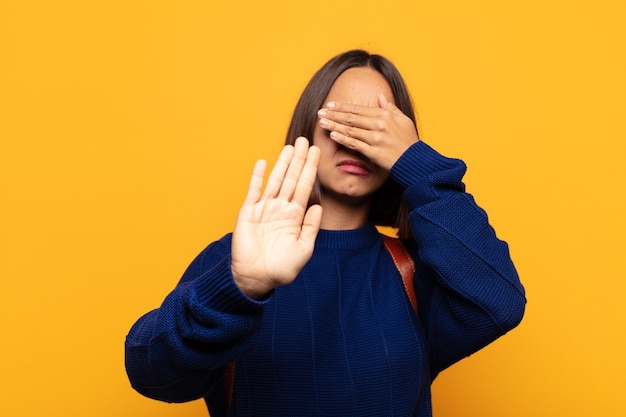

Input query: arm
[391,141,526,376]
[125,137,323,402]
[124,236,267,402]
[318,97,526,376]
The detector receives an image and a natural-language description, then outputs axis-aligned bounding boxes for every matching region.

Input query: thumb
[378,93,398,111]
[299,204,322,248]
[378,93,405,117]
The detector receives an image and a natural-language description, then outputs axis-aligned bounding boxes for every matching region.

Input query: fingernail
[327,102,336,109]
[317,109,327,117]
[319,118,328,128]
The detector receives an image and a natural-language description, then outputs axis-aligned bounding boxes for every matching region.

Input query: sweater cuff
[192,255,270,314]
[390,141,462,189]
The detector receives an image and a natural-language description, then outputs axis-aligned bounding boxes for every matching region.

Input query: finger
[291,144,320,207]
[328,130,370,153]
[262,144,294,199]
[278,137,309,200]
[320,117,372,144]
[378,93,401,114]
[318,108,380,131]
[378,93,391,109]
[299,204,322,248]
[243,159,267,206]
[325,101,382,117]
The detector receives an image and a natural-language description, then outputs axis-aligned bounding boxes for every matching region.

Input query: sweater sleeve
[390,141,526,377]
[124,234,269,403]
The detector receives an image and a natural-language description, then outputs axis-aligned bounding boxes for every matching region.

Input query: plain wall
[1,0,625,415]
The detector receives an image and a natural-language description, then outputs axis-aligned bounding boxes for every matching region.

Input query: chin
[321,186,376,204]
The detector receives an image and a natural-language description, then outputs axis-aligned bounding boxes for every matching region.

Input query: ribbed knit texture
[125,141,526,416]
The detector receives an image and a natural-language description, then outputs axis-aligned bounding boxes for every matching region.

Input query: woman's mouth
[337,159,371,176]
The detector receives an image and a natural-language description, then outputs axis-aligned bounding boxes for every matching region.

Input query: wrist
[231,269,274,301]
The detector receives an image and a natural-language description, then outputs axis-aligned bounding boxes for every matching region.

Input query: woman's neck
[318,194,371,230]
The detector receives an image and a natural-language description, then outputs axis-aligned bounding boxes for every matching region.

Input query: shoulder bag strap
[382,235,418,316]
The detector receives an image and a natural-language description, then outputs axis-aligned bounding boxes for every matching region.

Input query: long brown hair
[285,50,418,241]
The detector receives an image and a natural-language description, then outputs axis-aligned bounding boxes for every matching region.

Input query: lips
[337,158,371,176]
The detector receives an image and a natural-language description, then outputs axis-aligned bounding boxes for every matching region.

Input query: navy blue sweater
[125,141,526,416]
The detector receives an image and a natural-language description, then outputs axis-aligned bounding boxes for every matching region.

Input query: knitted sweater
[125,141,526,416]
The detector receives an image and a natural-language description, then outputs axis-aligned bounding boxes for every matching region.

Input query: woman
[125,50,526,416]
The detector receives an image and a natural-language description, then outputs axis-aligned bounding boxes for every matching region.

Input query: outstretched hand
[317,94,419,171]
[231,137,323,299]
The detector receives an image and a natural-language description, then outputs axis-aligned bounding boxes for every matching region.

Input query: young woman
[125,50,526,416]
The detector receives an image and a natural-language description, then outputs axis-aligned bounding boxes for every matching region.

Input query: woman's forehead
[326,67,395,106]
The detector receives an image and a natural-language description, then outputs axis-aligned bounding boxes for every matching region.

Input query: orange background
[1,0,625,416]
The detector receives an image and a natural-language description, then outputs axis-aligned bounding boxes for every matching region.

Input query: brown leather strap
[382,235,418,316]
[224,361,235,409]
